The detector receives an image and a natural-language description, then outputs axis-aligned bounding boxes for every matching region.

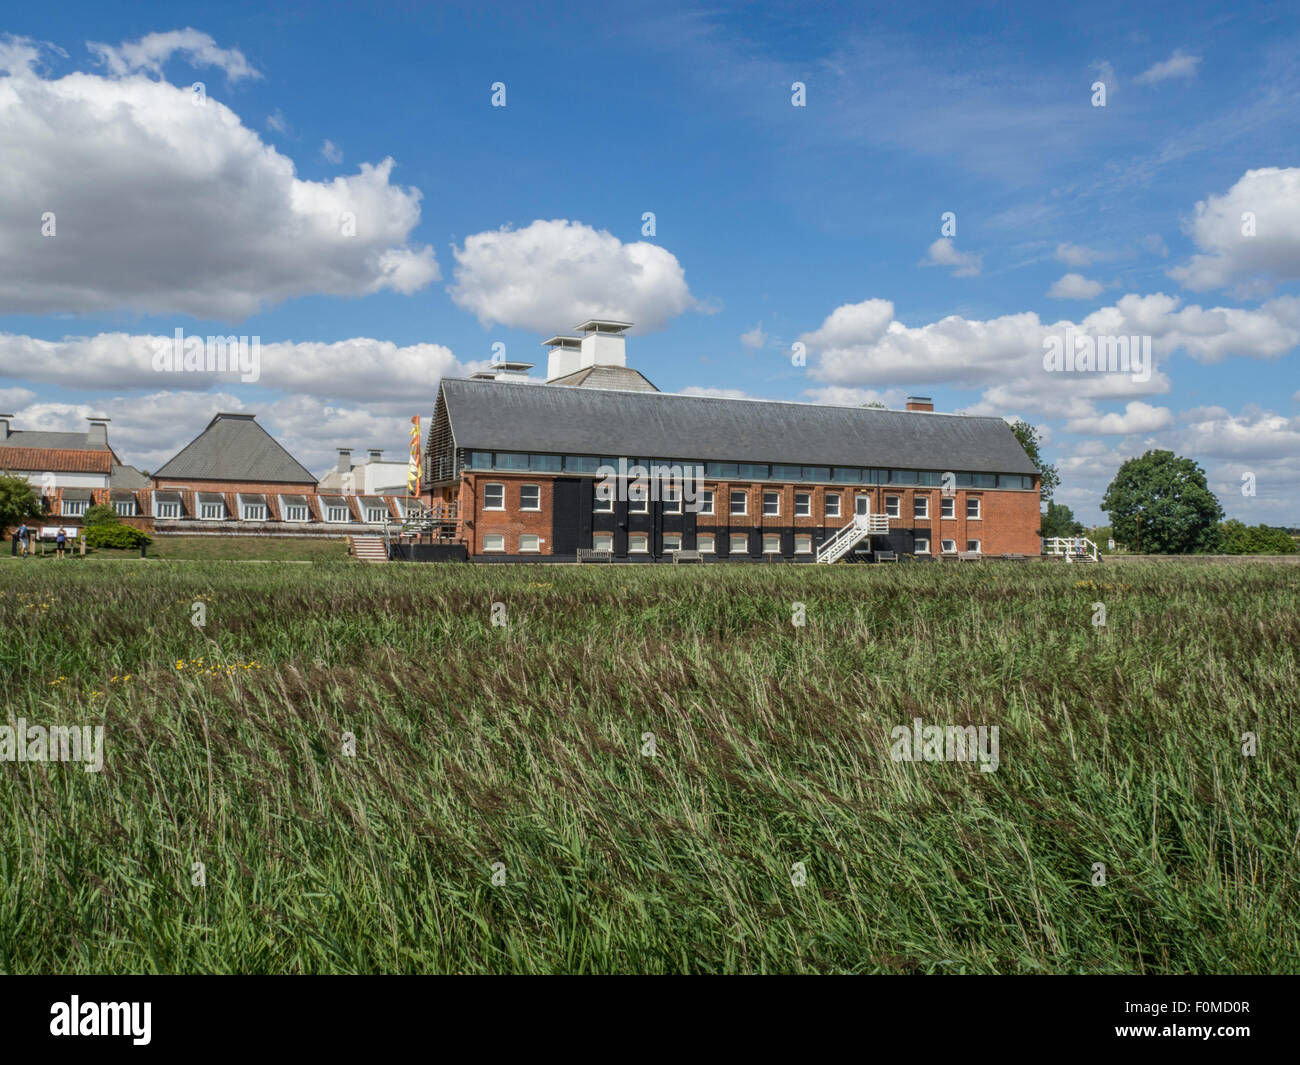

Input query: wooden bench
[576,548,613,563]
[874,550,898,562]
[957,550,982,562]
[672,549,703,564]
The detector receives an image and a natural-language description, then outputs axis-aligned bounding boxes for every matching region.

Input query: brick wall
[456,472,1040,558]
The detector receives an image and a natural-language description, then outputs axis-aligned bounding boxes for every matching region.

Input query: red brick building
[423,321,1041,562]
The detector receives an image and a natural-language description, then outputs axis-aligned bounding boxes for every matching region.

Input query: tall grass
[1,560,1297,973]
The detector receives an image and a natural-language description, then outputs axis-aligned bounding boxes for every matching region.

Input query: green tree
[1221,520,1298,554]
[1101,450,1224,554]
[1039,501,1083,538]
[83,503,121,527]
[0,474,42,532]
[1009,420,1058,502]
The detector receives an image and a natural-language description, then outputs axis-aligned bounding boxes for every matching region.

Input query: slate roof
[546,365,660,392]
[437,379,1037,474]
[0,447,113,473]
[153,413,317,484]
[2,429,110,451]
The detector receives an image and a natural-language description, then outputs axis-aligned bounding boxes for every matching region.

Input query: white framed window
[913,496,929,519]
[729,532,748,554]
[366,506,389,523]
[628,479,648,513]
[730,490,747,516]
[61,500,87,517]
[519,534,540,553]
[794,534,812,554]
[520,484,540,511]
[592,532,613,551]
[663,533,682,552]
[594,484,614,512]
[326,505,349,523]
[484,483,505,511]
[966,539,981,553]
[200,502,224,520]
[885,496,901,519]
[915,538,930,555]
[114,500,136,517]
[482,533,505,552]
[941,539,957,554]
[967,497,981,519]
[628,532,649,553]
[241,504,267,521]
[794,492,811,517]
[762,491,780,517]
[697,489,715,515]
[156,502,180,519]
[662,487,682,514]
[825,493,841,519]
[763,533,781,554]
[284,505,308,522]
[697,533,715,553]
[941,497,956,519]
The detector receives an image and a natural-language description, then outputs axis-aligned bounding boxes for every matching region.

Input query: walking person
[56,526,67,559]
[17,522,29,558]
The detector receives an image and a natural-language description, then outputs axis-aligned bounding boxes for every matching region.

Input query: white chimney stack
[545,321,632,381]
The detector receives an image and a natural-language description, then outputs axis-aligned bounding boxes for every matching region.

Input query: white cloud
[1139,233,1169,258]
[798,291,1300,420]
[800,386,906,408]
[449,219,702,333]
[0,332,467,405]
[1168,167,1300,292]
[1048,273,1105,299]
[1064,401,1173,435]
[740,323,767,348]
[1134,49,1200,85]
[0,39,437,318]
[677,386,753,400]
[87,28,260,82]
[321,139,343,164]
[1056,242,1109,267]
[266,108,288,134]
[919,237,982,277]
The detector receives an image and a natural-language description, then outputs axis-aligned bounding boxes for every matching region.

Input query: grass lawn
[1,561,1297,973]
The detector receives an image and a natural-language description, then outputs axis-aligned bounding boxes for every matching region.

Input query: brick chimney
[336,448,352,473]
[906,396,934,412]
[87,417,110,446]
[0,414,12,442]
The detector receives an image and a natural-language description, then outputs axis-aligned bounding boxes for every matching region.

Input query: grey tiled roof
[4,430,107,450]
[153,413,317,484]
[546,365,660,392]
[111,463,150,490]
[438,379,1037,474]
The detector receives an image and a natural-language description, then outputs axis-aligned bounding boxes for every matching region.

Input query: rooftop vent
[544,321,632,381]
[470,360,535,382]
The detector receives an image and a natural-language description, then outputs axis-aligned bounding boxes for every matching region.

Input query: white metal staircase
[349,534,389,563]
[1043,536,1100,563]
[816,513,890,563]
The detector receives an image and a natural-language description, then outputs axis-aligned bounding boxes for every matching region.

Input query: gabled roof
[546,365,660,392]
[436,379,1037,475]
[0,447,112,473]
[153,413,317,484]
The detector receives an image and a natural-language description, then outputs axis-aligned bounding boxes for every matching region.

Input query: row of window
[87,499,393,522]
[479,533,983,555]
[465,451,1031,490]
[483,483,982,519]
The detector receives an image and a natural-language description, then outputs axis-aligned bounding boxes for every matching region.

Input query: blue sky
[1,0,1297,524]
